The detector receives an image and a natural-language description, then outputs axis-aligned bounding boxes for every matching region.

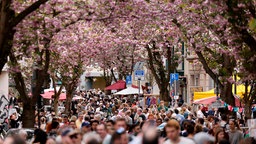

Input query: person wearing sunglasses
[110,127,129,144]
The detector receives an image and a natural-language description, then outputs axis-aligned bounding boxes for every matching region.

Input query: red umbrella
[132,85,139,88]
[105,80,126,90]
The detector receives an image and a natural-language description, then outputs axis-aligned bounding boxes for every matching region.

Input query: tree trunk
[220,82,235,106]
[243,81,254,119]
[244,103,252,119]
[22,100,36,128]
[64,91,72,116]
[159,85,169,102]
[53,97,59,115]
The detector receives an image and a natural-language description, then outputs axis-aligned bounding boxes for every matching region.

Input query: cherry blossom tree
[9,0,96,127]
[49,21,95,115]
[172,0,256,117]
[86,1,184,101]
[0,0,48,72]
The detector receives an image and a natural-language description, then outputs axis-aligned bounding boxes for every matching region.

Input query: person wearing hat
[81,121,91,135]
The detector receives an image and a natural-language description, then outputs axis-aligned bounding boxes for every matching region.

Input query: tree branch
[10,0,48,27]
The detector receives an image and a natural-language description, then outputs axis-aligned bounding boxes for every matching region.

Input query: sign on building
[248,119,256,138]
[134,70,145,81]
[126,75,132,86]
[210,100,224,109]
[170,73,179,85]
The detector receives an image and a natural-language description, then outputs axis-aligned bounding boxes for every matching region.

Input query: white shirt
[103,134,111,144]
[197,110,204,118]
[163,137,195,144]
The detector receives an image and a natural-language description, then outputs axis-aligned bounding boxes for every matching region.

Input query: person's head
[174,109,179,114]
[186,122,195,135]
[69,120,77,129]
[82,132,102,144]
[46,138,56,144]
[207,116,214,122]
[96,124,107,139]
[147,114,155,120]
[137,108,142,115]
[160,101,165,106]
[51,121,60,129]
[165,119,180,141]
[91,120,99,131]
[62,115,69,123]
[4,135,26,144]
[229,119,240,131]
[143,108,148,114]
[18,130,28,141]
[215,128,225,143]
[142,127,158,144]
[33,129,47,144]
[78,113,83,121]
[194,132,215,144]
[197,118,204,125]
[194,124,203,133]
[156,118,162,126]
[81,121,91,134]
[221,114,228,121]
[110,127,128,144]
[106,120,115,135]
[94,114,101,122]
[62,129,82,144]
[114,118,127,130]
[132,123,141,136]
[125,110,131,116]
[84,115,90,122]
[182,120,191,130]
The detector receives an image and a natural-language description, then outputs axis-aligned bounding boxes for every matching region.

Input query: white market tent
[114,87,143,95]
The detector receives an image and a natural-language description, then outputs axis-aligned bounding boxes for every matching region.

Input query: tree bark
[64,91,72,116]
[243,81,255,119]
[159,85,169,102]
[220,82,235,106]
[244,103,252,119]
[52,77,63,115]
[22,100,36,128]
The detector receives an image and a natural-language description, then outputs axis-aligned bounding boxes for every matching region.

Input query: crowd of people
[1,89,256,144]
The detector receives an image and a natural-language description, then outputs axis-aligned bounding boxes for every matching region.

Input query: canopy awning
[194,84,250,100]
[114,87,143,95]
[105,80,126,90]
[41,91,66,100]
[193,96,242,107]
